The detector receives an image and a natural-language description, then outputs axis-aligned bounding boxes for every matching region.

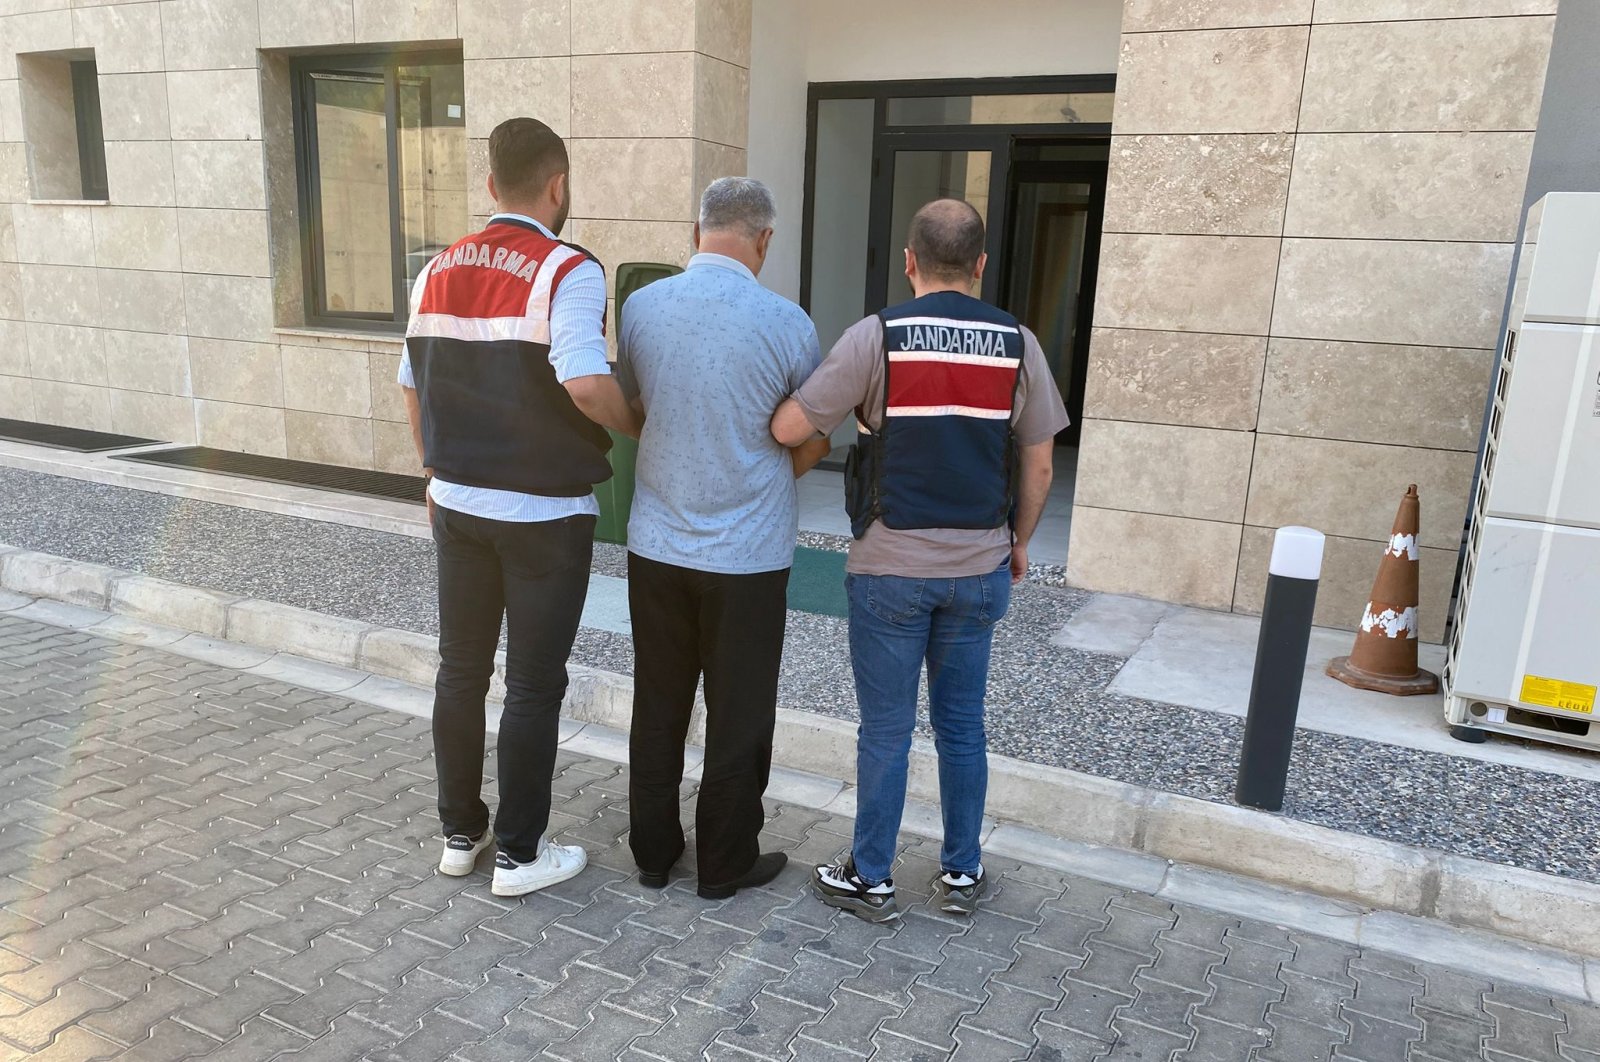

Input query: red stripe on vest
[888,361,1017,412]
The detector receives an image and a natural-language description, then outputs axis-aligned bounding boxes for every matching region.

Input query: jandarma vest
[845,290,1024,538]
[406,217,613,497]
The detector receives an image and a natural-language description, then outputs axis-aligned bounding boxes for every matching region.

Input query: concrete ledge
[225,598,374,669]
[1358,911,1590,1001]
[6,540,1600,972]
[109,574,237,638]
[771,707,859,782]
[986,756,1147,850]
[1433,855,1600,958]
[1140,792,1436,914]
[0,550,119,609]
[357,626,439,688]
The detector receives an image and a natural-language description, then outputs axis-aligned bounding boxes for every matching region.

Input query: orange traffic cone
[1327,485,1439,696]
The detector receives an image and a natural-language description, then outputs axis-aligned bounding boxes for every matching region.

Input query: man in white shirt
[399,117,639,896]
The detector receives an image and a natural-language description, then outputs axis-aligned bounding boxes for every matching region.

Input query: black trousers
[431,505,594,863]
[627,553,790,887]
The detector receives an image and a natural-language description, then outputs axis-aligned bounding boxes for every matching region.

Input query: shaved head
[907,198,986,283]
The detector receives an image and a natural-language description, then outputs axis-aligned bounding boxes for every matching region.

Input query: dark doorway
[998,144,1108,447]
[801,76,1113,491]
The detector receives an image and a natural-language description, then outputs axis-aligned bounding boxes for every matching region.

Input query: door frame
[998,155,1109,447]
[799,74,1116,318]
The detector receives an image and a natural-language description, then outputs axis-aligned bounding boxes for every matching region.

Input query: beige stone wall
[0,0,750,469]
[1069,0,1557,640]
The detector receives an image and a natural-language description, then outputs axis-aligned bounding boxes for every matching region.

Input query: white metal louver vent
[1444,194,1600,750]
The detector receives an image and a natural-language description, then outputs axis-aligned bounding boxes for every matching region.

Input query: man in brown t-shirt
[771,199,1068,922]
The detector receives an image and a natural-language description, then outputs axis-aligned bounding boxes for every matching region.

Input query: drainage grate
[117,446,426,504]
[0,417,161,452]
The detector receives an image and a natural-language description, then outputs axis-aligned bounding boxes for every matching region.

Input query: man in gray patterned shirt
[617,177,829,899]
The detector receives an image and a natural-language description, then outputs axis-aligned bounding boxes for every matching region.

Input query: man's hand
[1011,440,1054,586]
[789,435,832,478]
[1010,543,1029,585]
[565,373,643,439]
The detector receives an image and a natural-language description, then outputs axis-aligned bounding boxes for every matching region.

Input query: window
[70,61,108,200]
[291,51,468,329]
[17,52,108,201]
[885,92,1115,128]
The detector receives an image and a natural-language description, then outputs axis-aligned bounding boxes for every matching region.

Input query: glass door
[865,134,1010,313]
[881,149,993,305]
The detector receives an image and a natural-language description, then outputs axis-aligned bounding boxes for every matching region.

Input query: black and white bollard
[1235,526,1325,812]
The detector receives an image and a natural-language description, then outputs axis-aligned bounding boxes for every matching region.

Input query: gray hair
[698,176,776,238]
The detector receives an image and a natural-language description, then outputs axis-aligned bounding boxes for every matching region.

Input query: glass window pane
[886,93,1114,127]
[885,150,990,306]
[397,60,468,296]
[312,71,393,316]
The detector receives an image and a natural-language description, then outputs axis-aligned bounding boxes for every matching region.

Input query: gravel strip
[5,464,1600,884]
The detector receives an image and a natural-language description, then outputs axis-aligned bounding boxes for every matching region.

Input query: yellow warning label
[1520,675,1598,715]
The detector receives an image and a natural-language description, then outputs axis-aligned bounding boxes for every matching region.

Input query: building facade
[0,0,1570,639]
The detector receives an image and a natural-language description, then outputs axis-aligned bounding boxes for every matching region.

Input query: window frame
[69,59,108,201]
[289,48,464,331]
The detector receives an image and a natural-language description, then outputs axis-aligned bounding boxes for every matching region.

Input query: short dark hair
[488,117,568,200]
[907,199,986,282]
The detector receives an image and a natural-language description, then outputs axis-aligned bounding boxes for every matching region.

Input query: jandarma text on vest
[431,242,542,282]
[893,322,1018,358]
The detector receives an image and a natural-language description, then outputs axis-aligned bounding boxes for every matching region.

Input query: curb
[4,542,1599,976]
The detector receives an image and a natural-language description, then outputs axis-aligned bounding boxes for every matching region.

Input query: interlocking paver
[2,612,1599,1062]
[545,1001,661,1061]
[113,1019,221,1061]
[263,970,384,1037]
[1029,1017,1110,1061]
[1039,978,1131,1044]
[0,942,120,1004]
[799,987,902,1056]
[0,979,119,1049]
[629,997,745,1059]
[1339,1010,1425,1061]
[878,982,978,1050]
[766,948,858,1013]
[1185,1014,1271,1061]
[1483,998,1567,1062]
[78,973,214,1046]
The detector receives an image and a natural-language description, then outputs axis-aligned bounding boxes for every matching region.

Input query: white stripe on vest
[889,316,1021,333]
[885,404,1011,420]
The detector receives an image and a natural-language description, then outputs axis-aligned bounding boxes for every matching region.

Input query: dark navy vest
[845,291,1024,538]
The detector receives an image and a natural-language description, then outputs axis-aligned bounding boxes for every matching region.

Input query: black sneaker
[935,866,987,915]
[812,858,899,922]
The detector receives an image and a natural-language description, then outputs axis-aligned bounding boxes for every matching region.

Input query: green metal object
[593,261,683,545]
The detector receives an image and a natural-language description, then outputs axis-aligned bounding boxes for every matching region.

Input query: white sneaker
[491,842,588,897]
[438,833,493,876]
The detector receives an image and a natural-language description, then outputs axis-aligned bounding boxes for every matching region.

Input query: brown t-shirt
[795,313,1070,578]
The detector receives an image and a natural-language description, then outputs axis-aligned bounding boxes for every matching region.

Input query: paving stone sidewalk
[1,613,1598,1061]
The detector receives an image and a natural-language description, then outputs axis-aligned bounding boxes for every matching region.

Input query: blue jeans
[846,564,1011,883]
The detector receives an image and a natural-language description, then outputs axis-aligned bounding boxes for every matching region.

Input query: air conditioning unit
[1444,193,1600,749]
